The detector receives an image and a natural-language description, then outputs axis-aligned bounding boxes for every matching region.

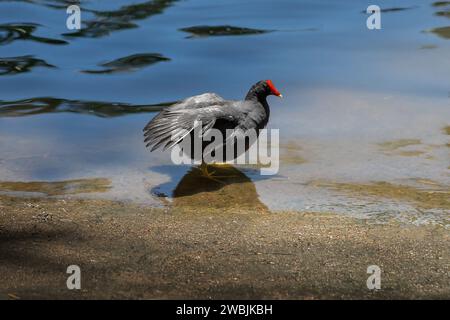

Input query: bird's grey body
[143,80,281,161]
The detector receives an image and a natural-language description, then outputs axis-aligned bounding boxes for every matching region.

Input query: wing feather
[143,94,258,152]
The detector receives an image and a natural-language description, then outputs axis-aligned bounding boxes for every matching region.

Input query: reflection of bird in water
[172,165,268,212]
[143,80,282,179]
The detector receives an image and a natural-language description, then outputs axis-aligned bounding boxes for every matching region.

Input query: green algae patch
[433,2,450,7]
[411,178,445,187]
[443,125,450,135]
[426,26,450,39]
[397,150,426,157]
[432,1,450,18]
[444,126,450,148]
[280,141,307,165]
[312,180,450,210]
[0,178,111,196]
[377,139,426,157]
[378,139,422,151]
[419,44,438,49]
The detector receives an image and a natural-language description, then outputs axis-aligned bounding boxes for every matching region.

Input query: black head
[245,80,283,101]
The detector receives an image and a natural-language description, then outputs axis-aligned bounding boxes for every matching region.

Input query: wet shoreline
[0,153,448,227]
[0,193,448,299]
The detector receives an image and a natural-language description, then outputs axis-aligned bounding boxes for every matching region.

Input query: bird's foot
[196,163,240,183]
[196,163,226,184]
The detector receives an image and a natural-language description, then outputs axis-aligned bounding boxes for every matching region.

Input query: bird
[143,80,282,178]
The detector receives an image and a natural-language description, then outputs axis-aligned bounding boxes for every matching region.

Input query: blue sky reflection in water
[0,0,449,225]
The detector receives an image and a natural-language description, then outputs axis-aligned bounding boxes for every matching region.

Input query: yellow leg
[195,162,222,183]
[199,162,215,176]
[196,162,237,183]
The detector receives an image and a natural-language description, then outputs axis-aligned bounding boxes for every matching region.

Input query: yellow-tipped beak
[278,94,283,98]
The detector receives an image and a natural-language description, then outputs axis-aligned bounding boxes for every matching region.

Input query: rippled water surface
[0,0,449,225]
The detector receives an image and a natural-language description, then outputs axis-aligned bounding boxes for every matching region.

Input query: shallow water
[0,0,449,226]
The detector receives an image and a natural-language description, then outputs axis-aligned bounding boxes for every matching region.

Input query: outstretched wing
[143,93,248,152]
